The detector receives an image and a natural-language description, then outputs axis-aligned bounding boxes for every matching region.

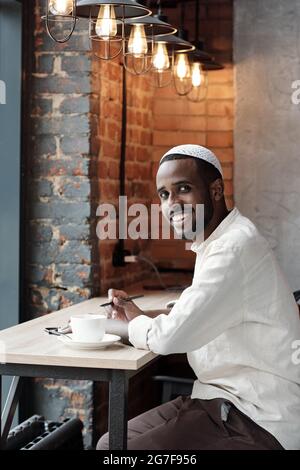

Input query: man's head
[156,145,227,240]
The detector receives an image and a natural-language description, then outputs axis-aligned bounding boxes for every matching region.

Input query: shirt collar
[190,207,240,253]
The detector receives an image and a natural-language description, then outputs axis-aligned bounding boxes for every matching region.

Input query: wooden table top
[0,284,184,371]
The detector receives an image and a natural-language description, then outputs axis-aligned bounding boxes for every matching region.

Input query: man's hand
[105,288,144,322]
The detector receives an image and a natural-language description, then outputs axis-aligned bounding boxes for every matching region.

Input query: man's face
[156,158,213,240]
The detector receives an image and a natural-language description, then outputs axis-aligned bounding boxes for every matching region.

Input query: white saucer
[57,333,121,350]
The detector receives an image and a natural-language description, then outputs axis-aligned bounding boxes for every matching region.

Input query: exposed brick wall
[92,58,155,294]
[26,2,94,318]
[150,0,234,268]
[23,0,96,444]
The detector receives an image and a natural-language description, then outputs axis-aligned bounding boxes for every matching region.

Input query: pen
[99,294,144,308]
[44,328,72,339]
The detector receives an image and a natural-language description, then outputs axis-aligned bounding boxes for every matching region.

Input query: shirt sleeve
[128,241,244,354]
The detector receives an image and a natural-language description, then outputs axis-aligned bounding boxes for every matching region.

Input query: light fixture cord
[180,1,185,32]
[136,255,186,291]
[135,255,167,289]
[195,0,200,42]
[157,0,162,16]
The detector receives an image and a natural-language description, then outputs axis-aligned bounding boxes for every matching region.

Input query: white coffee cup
[70,314,106,343]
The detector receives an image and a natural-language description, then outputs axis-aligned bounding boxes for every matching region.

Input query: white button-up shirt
[128,208,300,449]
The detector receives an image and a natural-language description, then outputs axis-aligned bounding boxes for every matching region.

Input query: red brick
[207,132,233,148]
[208,68,233,84]
[142,113,150,128]
[107,122,121,141]
[222,164,233,181]
[136,147,148,162]
[152,161,159,178]
[207,36,233,53]
[224,180,234,196]
[99,241,115,260]
[211,147,234,163]
[142,95,152,108]
[207,100,234,117]
[127,108,135,123]
[108,63,121,81]
[152,146,170,162]
[127,127,140,144]
[139,163,151,180]
[225,195,234,210]
[199,20,232,37]
[102,100,113,119]
[126,145,136,161]
[207,116,233,131]
[153,99,206,116]
[98,161,108,178]
[108,161,119,179]
[101,181,119,200]
[102,140,119,159]
[154,115,206,132]
[126,162,140,180]
[135,111,142,126]
[207,85,234,100]
[140,130,152,146]
[208,3,232,20]
[153,131,206,147]
[153,86,178,100]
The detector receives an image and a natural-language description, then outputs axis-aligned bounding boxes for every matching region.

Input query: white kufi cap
[160,144,223,177]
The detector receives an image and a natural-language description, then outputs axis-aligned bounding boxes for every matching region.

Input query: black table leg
[0,375,2,450]
[1,376,23,447]
[108,370,129,450]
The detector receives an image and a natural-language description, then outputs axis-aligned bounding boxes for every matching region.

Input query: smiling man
[157,145,228,242]
[97,144,300,450]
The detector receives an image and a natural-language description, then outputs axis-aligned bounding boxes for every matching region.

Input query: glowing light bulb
[191,63,202,87]
[152,42,170,72]
[49,0,73,15]
[128,24,148,57]
[95,5,117,40]
[175,53,190,80]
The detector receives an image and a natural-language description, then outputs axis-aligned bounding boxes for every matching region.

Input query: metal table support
[0,363,144,450]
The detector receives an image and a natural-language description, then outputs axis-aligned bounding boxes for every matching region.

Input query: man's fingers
[104,306,112,318]
[108,288,115,300]
[114,297,138,310]
[113,296,123,306]
[111,309,127,321]
[112,309,118,319]
[108,288,129,300]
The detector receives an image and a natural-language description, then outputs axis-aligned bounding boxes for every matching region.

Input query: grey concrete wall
[234,0,300,291]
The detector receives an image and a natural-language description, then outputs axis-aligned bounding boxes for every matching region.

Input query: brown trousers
[97,395,284,450]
